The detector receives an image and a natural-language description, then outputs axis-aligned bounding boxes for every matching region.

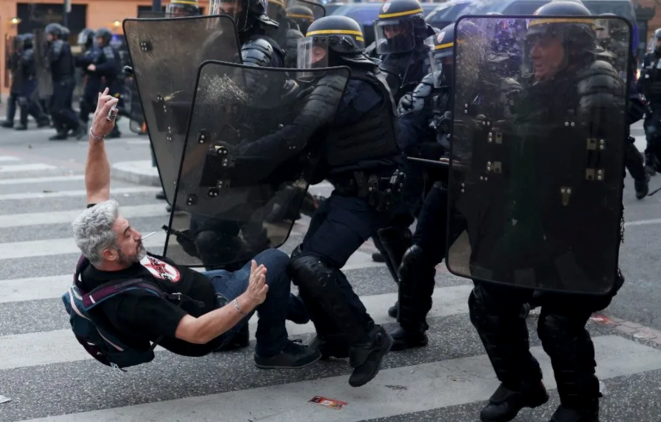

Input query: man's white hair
[72,200,120,267]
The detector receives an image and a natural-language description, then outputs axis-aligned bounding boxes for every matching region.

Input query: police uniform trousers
[50,78,79,133]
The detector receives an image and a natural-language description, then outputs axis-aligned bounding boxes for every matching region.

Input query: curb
[111,161,161,187]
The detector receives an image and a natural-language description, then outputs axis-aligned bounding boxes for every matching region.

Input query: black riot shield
[163,62,350,268]
[138,10,167,18]
[446,16,631,294]
[124,15,241,203]
[32,30,53,100]
[288,0,325,20]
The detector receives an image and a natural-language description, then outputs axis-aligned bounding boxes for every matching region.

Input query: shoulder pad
[52,40,64,54]
[103,46,115,59]
[242,38,275,67]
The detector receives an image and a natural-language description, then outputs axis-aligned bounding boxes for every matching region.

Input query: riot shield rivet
[480,176,483,181]
[565,122,569,126]
[484,177,488,181]
[157,95,163,102]
[571,122,575,127]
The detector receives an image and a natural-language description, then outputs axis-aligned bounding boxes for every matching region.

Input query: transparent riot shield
[446,16,631,294]
[163,62,351,268]
[32,30,53,100]
[124,15,241,203]
[288,0,325,20]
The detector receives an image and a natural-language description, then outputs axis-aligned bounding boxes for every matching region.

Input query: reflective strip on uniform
[378,8,423,19]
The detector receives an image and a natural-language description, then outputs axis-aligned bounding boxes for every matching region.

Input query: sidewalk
[111,160,161,187]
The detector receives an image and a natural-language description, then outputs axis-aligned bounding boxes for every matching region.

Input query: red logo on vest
[141,256,181,282]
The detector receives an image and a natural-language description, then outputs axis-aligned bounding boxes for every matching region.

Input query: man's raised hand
[90,88,119,140]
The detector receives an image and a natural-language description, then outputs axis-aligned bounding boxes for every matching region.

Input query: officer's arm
[94,48,117,75]
[85,89,118,204]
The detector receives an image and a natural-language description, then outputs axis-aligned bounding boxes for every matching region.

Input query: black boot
[372,252,386,262]
[645,152,658,176]
[348,326,393,387]
[1,121,13,128]
[49,132,68,141]
[550,403,599,422]
[480,381,549,422]
[635,173,650,199]
[14,124,27,131]
[389,326,428,351]
[309,334,351,360]
[388,303,398,318]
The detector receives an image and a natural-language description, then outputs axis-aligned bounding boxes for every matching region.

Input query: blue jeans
[204,249,290,357]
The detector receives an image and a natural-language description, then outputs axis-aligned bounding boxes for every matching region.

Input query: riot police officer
[290,15,403,387]
[387,26,456,350]
[638,27,661,175]
[15,34,49,130]
[94,28,123,138]
[373,0,434,102]
[210,0,286,67]
[465,3,627,422]
[1,36,23,128]
[597,13,649,199]
[45,23,82,140]
[166,0,201,16]
[283,4,312,68]
[75,29,101,129]
[370,0,434,313]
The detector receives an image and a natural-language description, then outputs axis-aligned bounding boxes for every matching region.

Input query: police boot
[348,326,393,387]
[645,152,658,176]
[392,245,435,351]
[309,333,351,360]
[549,402,599,422]
[377,227,413,319]
[480,379,549,422]
[1,121,13,128]
[49,131,68,141]
[635,173,650,199]
[14,124,27,131]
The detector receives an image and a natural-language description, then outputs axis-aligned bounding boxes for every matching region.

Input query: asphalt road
[0,119,660,422]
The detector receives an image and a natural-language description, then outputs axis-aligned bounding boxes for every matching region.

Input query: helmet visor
[297,36,329,69]
[374,19,415,55]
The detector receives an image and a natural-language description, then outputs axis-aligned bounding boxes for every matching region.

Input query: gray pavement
[0,121,661,422]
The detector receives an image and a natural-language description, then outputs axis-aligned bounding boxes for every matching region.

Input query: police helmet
[527,1,595,55]
[59,25,71,38]
[287,5,314,33]
[209,0,278,32]
[166,0,201,17]
[20,33,34,49]
[96,27,113,46]
[299,16,373,68]
[77,29,96,48]
[45,23,62,38]
[374,0,433,54]
[654,28,661,40]
[425,23,455,87]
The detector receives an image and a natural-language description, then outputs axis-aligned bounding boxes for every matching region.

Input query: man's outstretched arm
[85,88,119,205]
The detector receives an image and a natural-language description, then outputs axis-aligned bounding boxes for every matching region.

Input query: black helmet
[374,0,432,54]
[20,33,34,49]
[166,0,201,16]
[45,23,62,38]
[528,1,595,55]
[425,23,454,87]
[96,27,113,46]
[59,25,70,38]
[77,29,96,48]
[209,0,278,32]
[299,16,373,68]
[287,5,314,33]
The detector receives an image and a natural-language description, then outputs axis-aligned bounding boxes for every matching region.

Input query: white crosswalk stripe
[0,150,658,422]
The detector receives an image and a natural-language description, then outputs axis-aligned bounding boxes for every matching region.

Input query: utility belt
[333,169,406,212]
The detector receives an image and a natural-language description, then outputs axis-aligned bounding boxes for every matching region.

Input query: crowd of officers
[2,24,124,140]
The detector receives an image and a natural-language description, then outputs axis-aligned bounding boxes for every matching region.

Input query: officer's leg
[469,281,549,422]
[538,274,621,422]
[2,93,17,127]
[390,182,447,350]
[62,79,83,138]
[644,114,661,175]
[625,137,649,199]
[288,192,393,387]
[16,95,29,130]
[49,83,68,140]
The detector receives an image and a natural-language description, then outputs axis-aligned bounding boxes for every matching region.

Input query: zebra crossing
[1,151,661,422]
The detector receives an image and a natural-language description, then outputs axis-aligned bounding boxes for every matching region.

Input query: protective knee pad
[537,312,599,406]
[468,285,539,388]
[288,254,366,343]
